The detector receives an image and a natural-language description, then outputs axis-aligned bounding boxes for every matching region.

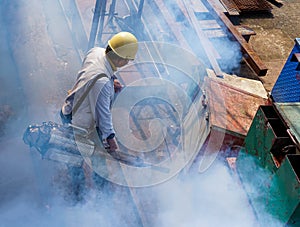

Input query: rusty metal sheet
[220,0,272,13]
[275,103,300,145]
[205,77,269,136]
[219,0,241,15]
[232,0,273,12]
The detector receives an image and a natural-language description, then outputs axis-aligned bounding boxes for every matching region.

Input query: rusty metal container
[236,152,300,225]
[237,103,300,225]
[189,74,270,172]
[201,75,269,158]
[243,105,295,173]
[273,103,300,225]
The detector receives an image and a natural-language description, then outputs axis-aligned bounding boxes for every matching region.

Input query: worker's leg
[68,165,86,203]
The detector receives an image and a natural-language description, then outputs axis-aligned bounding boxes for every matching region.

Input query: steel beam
[207,0,268,76]
[88,0,103,50]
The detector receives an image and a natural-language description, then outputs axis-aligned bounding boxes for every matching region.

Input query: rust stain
[205,77,270,136]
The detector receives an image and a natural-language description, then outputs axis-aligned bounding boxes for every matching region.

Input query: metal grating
[221,0,273,13]
[272,39,300,102]
[233,0,273,12]
[219,0,240,15]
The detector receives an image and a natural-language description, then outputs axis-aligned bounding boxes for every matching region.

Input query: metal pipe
[137,0,144,19]
[97,0,107,44]
[181,0,223,77]
[88,0,103,50]
[128,0,170,77]
[107,0,117,26]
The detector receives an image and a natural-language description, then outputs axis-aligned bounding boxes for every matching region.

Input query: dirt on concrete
[239,0,300,91]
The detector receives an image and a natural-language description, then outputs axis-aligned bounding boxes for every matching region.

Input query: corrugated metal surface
[275,103,300,145]
[272,39,300,102]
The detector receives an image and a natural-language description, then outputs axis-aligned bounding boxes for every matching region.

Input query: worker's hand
[107,137,119,152]
[114,79,123,93]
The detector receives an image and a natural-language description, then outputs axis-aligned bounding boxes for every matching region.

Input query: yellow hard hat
[108,32,138,60]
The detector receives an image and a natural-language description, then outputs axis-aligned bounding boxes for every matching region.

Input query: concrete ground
[239,0,300,91]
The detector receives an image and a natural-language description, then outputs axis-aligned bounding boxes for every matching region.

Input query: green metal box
[244,105,295,173]
[265,154,300,225]
[236,148,274,224]
[237,104,300,225]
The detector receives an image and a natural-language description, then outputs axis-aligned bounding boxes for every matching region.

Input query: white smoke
[153,160,256,227]
[153,159,283,227]
[0,1,283,227]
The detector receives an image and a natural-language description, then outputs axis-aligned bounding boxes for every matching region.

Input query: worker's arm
[94,79,118,150]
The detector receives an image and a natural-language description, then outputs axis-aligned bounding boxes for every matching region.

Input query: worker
[59,31,138,202]
[61,31,138,149]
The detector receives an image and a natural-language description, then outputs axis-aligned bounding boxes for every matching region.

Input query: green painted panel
[244,106,293,173]
[271,155,300,225]
[275,103,300,145]
[237,105,300,225]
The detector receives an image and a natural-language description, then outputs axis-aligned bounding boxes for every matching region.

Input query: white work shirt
[90,73,115,139]
[62,47,116,139]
